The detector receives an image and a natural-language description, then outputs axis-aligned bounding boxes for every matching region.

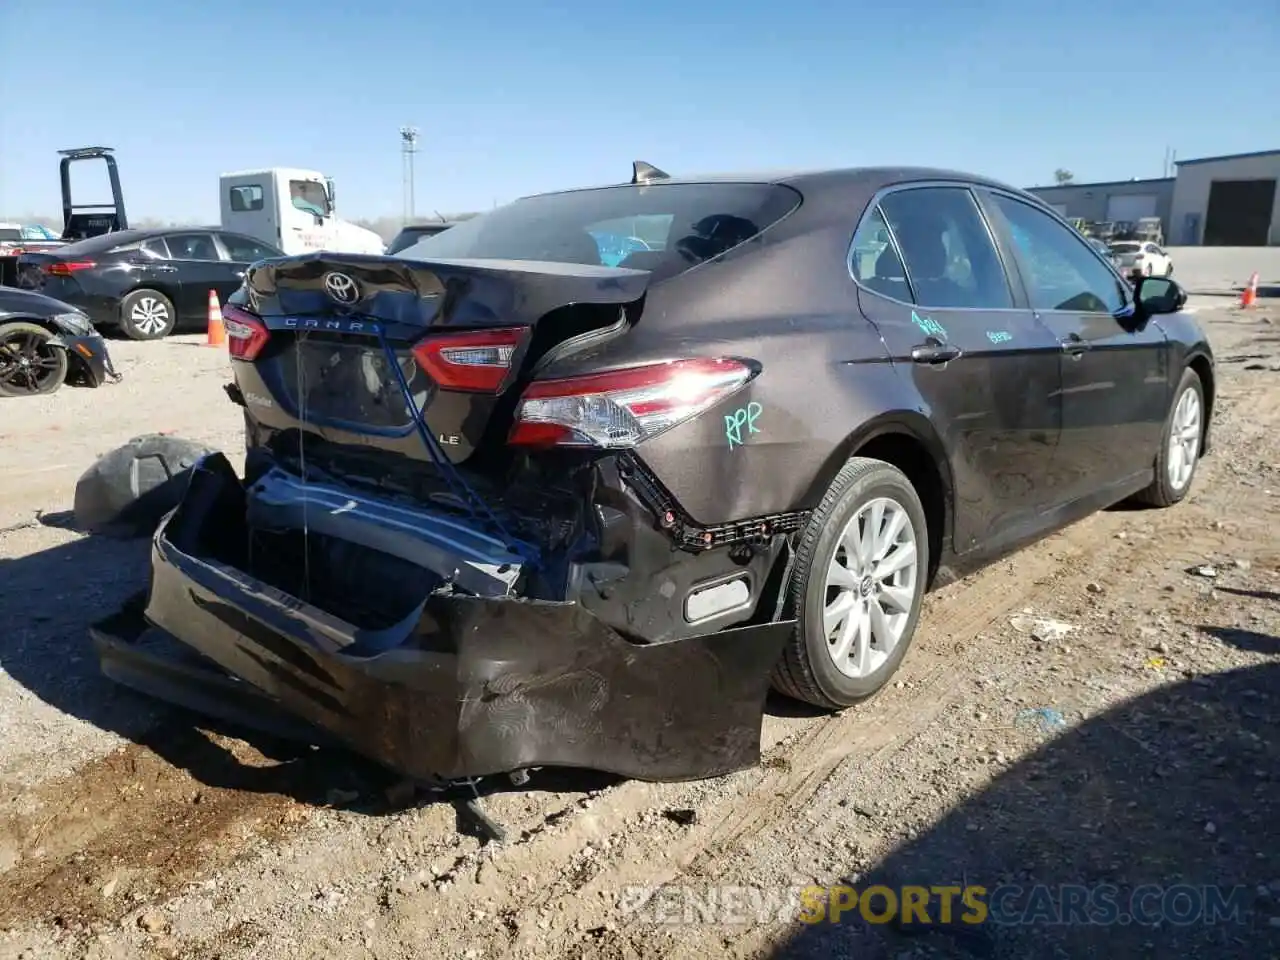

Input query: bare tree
[1053,169,1075,185]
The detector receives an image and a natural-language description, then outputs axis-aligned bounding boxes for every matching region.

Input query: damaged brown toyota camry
[91,162,1214,796]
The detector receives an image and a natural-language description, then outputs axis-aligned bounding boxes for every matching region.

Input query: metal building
[1026,178,1174,235]
[1167,149,1280,246]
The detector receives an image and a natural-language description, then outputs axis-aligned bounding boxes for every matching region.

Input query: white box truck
[220,167,386,256]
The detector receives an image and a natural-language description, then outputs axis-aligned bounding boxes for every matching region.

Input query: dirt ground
[0,290,1278,960]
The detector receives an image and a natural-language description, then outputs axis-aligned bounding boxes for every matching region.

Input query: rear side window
[849,207,909,301]
[399,182,802,285]
[108,238,170,259]
[229,185,264,212]
[165,232,222,261]
[877,187,1013,310]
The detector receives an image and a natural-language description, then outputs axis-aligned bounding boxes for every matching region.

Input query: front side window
[990,194,1128,314]
[219,233,280,263]
[165,232,222,261]
[877,187,1013,309]
[289,180,330,217]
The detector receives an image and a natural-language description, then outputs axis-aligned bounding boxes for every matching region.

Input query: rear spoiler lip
[243,254,652,330]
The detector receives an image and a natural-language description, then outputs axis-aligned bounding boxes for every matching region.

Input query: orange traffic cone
[1241,272,1259,308]
[205,290,226,346]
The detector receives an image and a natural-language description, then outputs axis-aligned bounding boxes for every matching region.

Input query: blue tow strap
[374,325,541,567]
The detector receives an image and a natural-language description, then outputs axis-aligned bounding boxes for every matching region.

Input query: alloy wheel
[1167,387,1201,491]
[130,297,172,336]
[0,329,64,394]
[822,497,918,679]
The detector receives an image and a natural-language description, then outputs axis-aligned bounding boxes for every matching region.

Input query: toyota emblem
[323,271,360,305]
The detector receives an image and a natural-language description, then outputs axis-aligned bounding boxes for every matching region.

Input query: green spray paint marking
[986,330,1013,344]
[912,310,947,339]
[725,402,763,450]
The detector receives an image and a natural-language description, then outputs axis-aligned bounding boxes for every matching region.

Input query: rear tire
[119,289,176,340]
[1133,367,1203,508]
[772,457,930,710]
[0,321,68,397]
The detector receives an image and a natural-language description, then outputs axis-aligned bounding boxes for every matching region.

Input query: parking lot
[0,249,1278,959]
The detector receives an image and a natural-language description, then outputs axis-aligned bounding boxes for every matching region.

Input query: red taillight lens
[509,357,756,449]
[43,260,96,276]
[223,304,270,361]
[411,327,528,393]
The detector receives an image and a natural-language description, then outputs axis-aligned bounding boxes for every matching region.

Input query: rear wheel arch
[803,414,952,588]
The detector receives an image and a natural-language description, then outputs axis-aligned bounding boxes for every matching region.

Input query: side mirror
[1135,276,1186,316]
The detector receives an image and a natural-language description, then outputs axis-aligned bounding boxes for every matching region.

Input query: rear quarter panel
[553,225,930,526]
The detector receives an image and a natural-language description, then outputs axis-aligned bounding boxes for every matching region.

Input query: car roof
[523,165,1036,202]
[53,226,229,255]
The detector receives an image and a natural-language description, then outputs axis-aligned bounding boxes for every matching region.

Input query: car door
[980,191,1170,508]
[163,231,243,321]
[852,184,1064,555]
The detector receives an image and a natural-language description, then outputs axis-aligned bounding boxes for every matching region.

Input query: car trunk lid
[236,252,650,465]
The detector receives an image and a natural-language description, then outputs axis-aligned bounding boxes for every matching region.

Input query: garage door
[1204,179,1277,246]
[1105,193,1158,222]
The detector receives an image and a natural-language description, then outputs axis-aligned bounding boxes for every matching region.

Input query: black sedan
[18,228,283,340]
[0,284,119,396]
[90,162,1212,786]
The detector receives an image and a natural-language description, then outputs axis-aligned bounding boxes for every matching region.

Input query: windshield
[1110,242,1141,254]
[399,182,802,284]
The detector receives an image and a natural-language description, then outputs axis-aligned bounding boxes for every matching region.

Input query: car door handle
[910,339,962,365]
[1059,334,1091,357]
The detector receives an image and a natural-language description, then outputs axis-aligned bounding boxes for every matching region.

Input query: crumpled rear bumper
[91,454,792,783]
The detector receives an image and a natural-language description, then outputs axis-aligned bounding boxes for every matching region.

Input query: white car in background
[1110,241,1173,279]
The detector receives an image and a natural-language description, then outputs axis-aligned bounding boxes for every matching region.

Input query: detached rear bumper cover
[91,454,791,782]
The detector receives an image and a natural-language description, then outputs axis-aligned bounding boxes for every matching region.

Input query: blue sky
[1,0,1276,222]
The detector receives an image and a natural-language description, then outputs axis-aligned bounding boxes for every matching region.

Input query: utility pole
[399,126,420,225]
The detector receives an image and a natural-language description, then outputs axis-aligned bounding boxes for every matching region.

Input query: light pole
[399,126,420,224]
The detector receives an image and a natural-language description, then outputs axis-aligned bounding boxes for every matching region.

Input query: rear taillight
[411,327,528,393]
[43,260,96,276]
[223,304,270,361]
[508,357,756,449]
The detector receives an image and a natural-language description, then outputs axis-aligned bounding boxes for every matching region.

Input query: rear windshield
[1110,242,1141,253]
[0,228,21,241]
[398,182,802,284]
[386,225,452,255]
